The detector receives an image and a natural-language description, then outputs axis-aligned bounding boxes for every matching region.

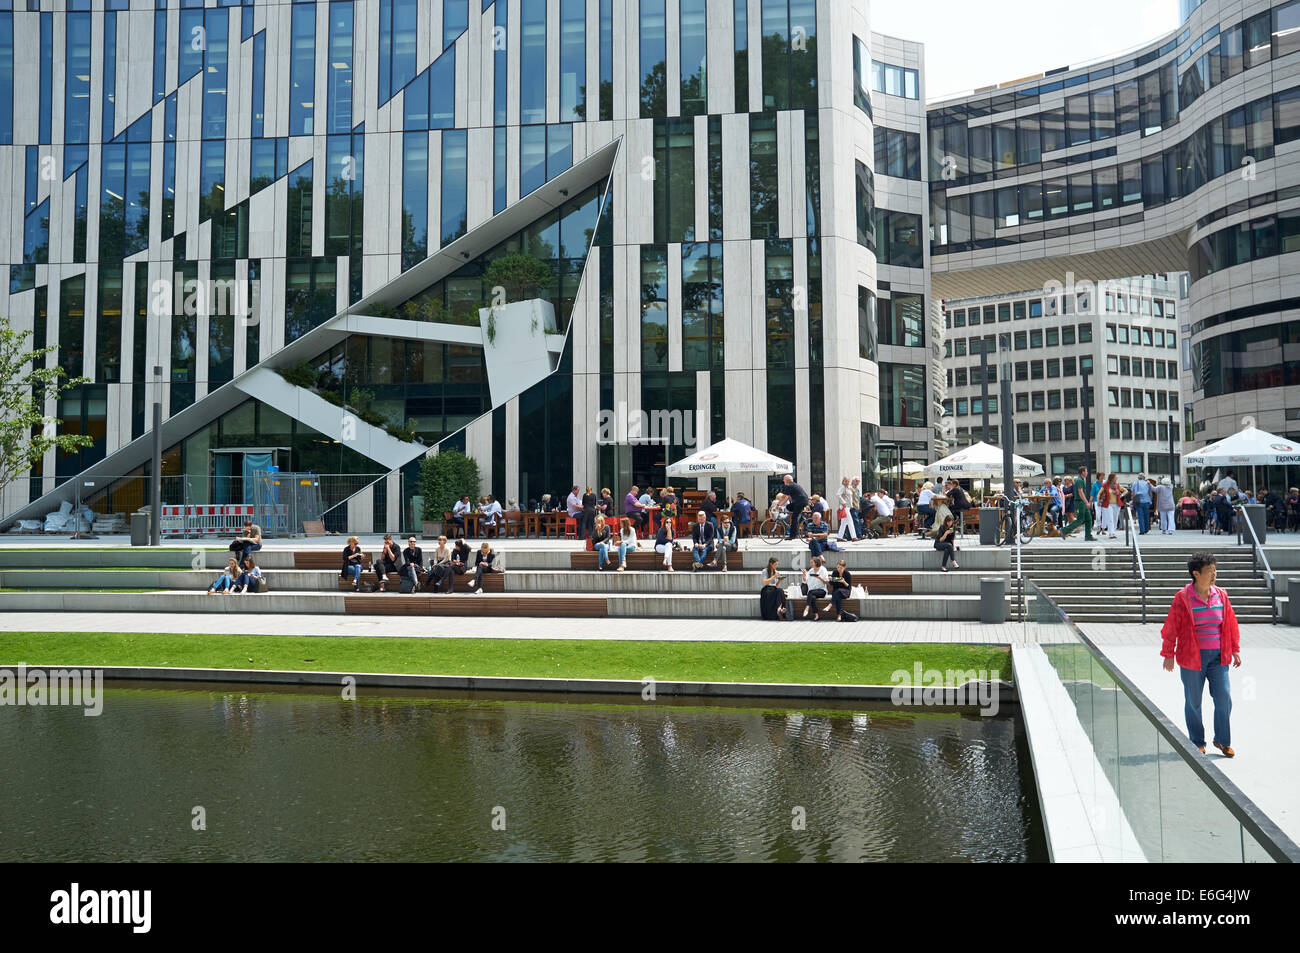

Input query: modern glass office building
[1,0,1296,529]
[928,0,1300,465]
[1,0,924,528]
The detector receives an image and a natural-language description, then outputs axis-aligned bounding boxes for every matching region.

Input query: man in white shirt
[451,495,472,538]
[479,495,504,533]
[916,482,937,535]
[1217,472,1239,496]
[868,490,894,537]
[566,486,582,518]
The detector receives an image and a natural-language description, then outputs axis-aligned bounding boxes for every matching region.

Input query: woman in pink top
[1160,551,1242,756]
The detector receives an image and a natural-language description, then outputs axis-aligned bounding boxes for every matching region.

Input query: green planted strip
[0,633,1011,687]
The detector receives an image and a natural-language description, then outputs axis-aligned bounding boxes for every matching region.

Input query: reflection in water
[0,683,1046,862]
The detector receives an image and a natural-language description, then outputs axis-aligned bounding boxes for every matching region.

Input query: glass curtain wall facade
[928,0,1300,450]
[1,0,900,525]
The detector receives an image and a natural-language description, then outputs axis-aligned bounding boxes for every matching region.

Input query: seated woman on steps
[471,542,501,593]
[654,519,677,572]
[207,556,240,594]
[341,537,365,591]
[616,517,638,571]
[760,557,788,621]
[591,514,614,570]
[231,556,263,594]
[802,555,830,621]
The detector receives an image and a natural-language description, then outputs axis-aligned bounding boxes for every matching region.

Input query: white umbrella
[923,441,1044,479]
[1182,426,1300,467]
[665,438,794,477]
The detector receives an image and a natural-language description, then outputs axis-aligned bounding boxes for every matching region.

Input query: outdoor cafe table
[1027,494,1061,537]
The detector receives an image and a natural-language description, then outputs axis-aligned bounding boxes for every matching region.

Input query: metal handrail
[1237,508,1278,624]
[1122,501,1148,623]
[1026,580,1300,862]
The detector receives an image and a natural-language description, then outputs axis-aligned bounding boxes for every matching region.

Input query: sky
[869,0,1182,102]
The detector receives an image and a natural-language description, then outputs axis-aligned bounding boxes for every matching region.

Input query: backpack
[838,610,859,622]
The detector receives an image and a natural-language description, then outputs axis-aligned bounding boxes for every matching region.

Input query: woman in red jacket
[1160,552,1243,756]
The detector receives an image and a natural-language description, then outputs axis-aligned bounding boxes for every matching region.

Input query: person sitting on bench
[802,555,830,621]
[232,556,263,594]
[828,559,855,621]
[402,536,425,591]
[690,510,717,571]
[208,556,240,594]
[717,514,738,573]
[616,517,638,571]
[654,519,677,572]
[591,514,614,570]
[427,536,452,591]
[480,495,504,537]
[443,538,471,591]
[805,511,843,557]
[341,537,365,591]
[451,494,472,538]
[230,520,262,565]
[471,542,500,593]
[760,558,788,621]
[377,534,402,592]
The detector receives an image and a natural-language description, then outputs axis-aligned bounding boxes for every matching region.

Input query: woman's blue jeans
[1180,649,1231,748]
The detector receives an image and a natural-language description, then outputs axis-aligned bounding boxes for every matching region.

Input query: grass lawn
[1,632,1011,686]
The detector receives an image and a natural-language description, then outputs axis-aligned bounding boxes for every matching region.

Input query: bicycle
[759,505,807,545]
[992,493,1034,546]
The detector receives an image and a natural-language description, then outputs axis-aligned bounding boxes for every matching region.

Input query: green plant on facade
[277,361,320,389]
[419,449,482,521]
[484,253,552,305]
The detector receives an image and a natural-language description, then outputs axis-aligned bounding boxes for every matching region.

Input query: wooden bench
[345,595,606,617]
[568,550,745,571]
[336,569,505,593]
[297,551,371,570]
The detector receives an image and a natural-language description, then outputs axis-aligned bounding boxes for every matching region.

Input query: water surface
[0,682,1046,862]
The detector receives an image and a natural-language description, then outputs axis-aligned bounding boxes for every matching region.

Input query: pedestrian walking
[1160,552,1242,757]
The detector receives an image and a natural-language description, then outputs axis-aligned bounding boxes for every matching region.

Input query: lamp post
[1081,368,1092,474]
[1168,414,1176,486]
[150,366,162,546]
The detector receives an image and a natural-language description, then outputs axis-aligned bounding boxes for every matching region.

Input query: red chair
[563,516,578,539]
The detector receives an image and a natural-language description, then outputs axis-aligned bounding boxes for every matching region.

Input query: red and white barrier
[159,504,287,537]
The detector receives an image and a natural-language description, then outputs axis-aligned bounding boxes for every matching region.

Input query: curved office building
[0,0,1295,529]
[928,0,1300,476]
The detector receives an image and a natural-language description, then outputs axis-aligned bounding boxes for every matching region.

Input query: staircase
[1019,550,1279,624]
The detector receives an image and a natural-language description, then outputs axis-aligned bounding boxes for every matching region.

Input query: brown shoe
[1213,742,1235,758]
[1197,746,1206,754]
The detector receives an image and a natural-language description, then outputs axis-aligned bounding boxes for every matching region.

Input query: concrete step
[0,588,1014,621]
[0,567,1007,596]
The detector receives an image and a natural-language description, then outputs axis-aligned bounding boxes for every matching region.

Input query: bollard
[1288,578,1300,627]
[980,576,1007,624]
[978,507,999,546]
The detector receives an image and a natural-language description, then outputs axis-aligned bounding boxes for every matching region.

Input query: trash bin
[130,511,150,547]
[980,576,1007,624]
[1287,578,1300,627]
[1241,503,1267,544]
[978,507,999,546]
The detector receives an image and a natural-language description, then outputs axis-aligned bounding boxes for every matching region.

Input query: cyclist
[772,474,810,540]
